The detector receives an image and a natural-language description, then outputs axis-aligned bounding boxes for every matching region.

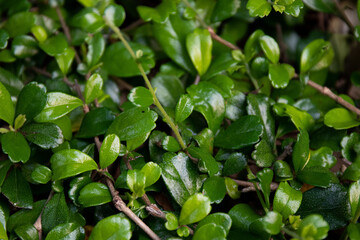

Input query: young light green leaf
[104,4,126,27]
[127,169,146,198]
[165,213,178,231]
[186,29,212,76]
[55,48,75,75]
[298,214,329,239]
[293,129,310,173]
[273,103,314,131]
[141,162,162,188]
[224,177,241,199]
[175,94,194,123]
[14,114,26,130]
[100,134,120,169]
[196,213,232,235]
[259,35,280,64]
[78,182,112,207]
[349,180,360,219]
[1,132,30,163]
[22,122,64,149]
[0,81,14,125]
[50,149,98,181]
[324,108,360,130]
[260,211,283,235]
[128,86,153,107]
[84,73,103,104]
[31,25,47,42]
[273,182,302,219]
[188,146,219,176]
[179,193,211,225]
[89,214,132,240]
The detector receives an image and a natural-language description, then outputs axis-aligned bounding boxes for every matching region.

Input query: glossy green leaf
[152,74,184,108]
[246,0,272,17]
[298,214,329,239]
[14,224,39,240]
[273,182,302,219]
[127,169,146,198]
[153,14,196,74]
[84,73,103,104]
[34,92,83,122]
[137,0,176,23]
[165,212,178,231]
[104,4,126,27]
[284,0,304,17]
[161,135,181,152]
[343,160,360,181]
[89,214,132,240]
[107,107,157,141]
[186,28,212,76]
[78,182,112,207]
[257,211,283,235]
[224,177,241,199]
[257,168,273,208]
[229,204,260,231]
[13,114,26,130]
[251,139,276,167]
[297,184,351,230]
[4,12,35,37]
[202,176,226,204]
[0,160,11,188]
[22,122,64,149]
[175,94,194,122]
[15,82,47,121]
[244,30,265,62]
[259,35,280,64]
[160,152,202,206]
[341,132,360,163]
[128,87,153,108]
[100,134,120,169]
[293,129,310,173]
[2,169,33,209]
[0,67,24,96]
[348,223,360,240]
[0,29,9,49]
[76,107,115,138]
[55,48,75,75]
[179,193,211,225]
[324,108,360,130]
[0,49,16,63]
[349,180,360,219]
[42,192,70,234]
[31,25,47,42]
[223,152,247,176]
[45,222,85,240]
[102,42,155,77]
[300,39,334,73]
[11,35,38,58]
[268,63,295,88]
[71,8,104,33]
[39,34,68,56]
[141,162,162,187]
[214,115,263,149]
[50,149,98,181]
[69,176,92,206]
[202,52,237,81]
[307,147,336,169]
[1,132,30,163]
[51,116,72,141]
[0,81,14,125]
[273,160,293,181]
[196,213,232,235]
[188,146,219,176]
[86,32,105,68]
[302,0,336,13]
[193,223,226,240]
[273,103,314,131]
[211,0,240,22]
[31,165,52,184]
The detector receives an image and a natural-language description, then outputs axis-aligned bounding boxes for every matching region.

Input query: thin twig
[335,0,355,32]
[30,67,52,78]
[112,77,134,91]
[123,19,145,32]
[33,190,55,240]
[194,75,201,85]
[277,142,293,161]
[232,179,279,193]
[207,27,238,50]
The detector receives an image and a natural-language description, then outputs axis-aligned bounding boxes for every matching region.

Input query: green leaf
[228,204,260,231]
[348,223,360,240]
[11,35,38,58]
[224,177,241,199]
[71,8,104,33]
[297,184,351,230]
[42,192,70,234]
[202,52,237,81]
[307,146,336,169]
[165,212,178,231]
[274,160,293,181]
[244,30,265,62]
[349,180,360,219]
[0,160,11,188]
[0,81,14,125]
[15,82,47,121]
[153,14,196,74]
[202,176,226,204]
[193,223,226,240]
[341,132,360,162]
[2,169,33,209]
[31,25,47,43]
[273,182,302,219]
[284,0,304,17]
[0,49,16,63]
[22,122,64,149]
[4,12,35,37]
[214,115,263,149]
[14,114,26,131]
[257,211,283,235]
[39,34,68,56]
[34,92,83,122]
[259,35,280,64]
[0,67,24,96]
[127,169,146,198]
[179,193,211,225]
[31,165,52,184]
[298,214,329,239]
[300,39,334,73]
[100,134,120,169]
[175,95,194,123]
[293,129,310,173]
[251,139,276,167]
[76,107,115,138]
[257,168,273,208]
[161,135,181,152]
[84,73,103,104]
[102,42,155,77]
[324,108,360,130]
[188,146,219,176]
[160,152,202,206]
[50,149,98,181]
[107,107,158,141]
[186,28,212,76]
[302,0,336,13]
[137,0,177,23]
[1,132,30,163]
[14,224,39,240]
[268,63,295,88]
[55,48,75,75]
[196,213,232,235]
[89,214,132,240]
[86,32,105,68]
[223,152,247,176]
[273,103,314,131]
[211,0,241,22]
[141,162,162,188]
[45,223,85,240]
[78,182,112,207]
[69,176,92,206]
[152,74,184,108]
[0,29,9,49]
[246,0,272,17]
[128,87,153,108]
[104,4,126,27]
[343,160,360,181]
[51,116,72,141]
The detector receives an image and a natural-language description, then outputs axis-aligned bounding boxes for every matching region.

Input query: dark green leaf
[293,129,310,173]
[14,224,39,240]
[160,152,202,206]
[202,52,237,81]
[223,152,247,176]
[273,182,302,219]
[348,223,360,240]
[341,132,360,162]
[307,147,336,169]
[78,182,112,207]
[55,47,75,75]
[45,223,85,240]
[257,168,273,208]
[86,32,105,68]
[0,29,9,49]
[4,12,35,37]
[273,160,293,181]
[100,134,120,169]
[202,176,226,204]
[2,169,33,209]
[50,149,98,181]
[11,35,38,58]
[175,95,194,123]
[211,0,241,22]
[302,0,336,13]
[274,103,314,131]
[42,192,70,234]
[193,223,226,240]
[0,81,14,125]
[128,87,153,108]
[229,204,260,231]
[22,122,64,149]
[152,74,184,108]
[1,132,30,163]
[31,165,52,184]
[252,139,276,167]
[89,214,132,240]
[214,115,263,149]
[324,108,360,130]
[39,34,68,56]
[137,0,176,23]
[104,4,126,27]
[84,73,103,104]
[0,160,11,188]
[0,67,24,96]
[68,176,92,206]
[8,200,45,232]
[161,135,181,152]
[179,193,211,225]
[188,146,219,176]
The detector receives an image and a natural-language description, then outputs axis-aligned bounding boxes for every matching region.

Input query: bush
[0,0,360,239]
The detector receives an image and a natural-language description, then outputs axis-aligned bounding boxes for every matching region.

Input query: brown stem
[194,75,201,85]
[207,27,238,50]
[232,179,279,193]
[112,77,134,91]
[277,142,293,161]
[33,190,55,240]
[334,0,355,32]
[123,19,145,32]
[30,67,52,78]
